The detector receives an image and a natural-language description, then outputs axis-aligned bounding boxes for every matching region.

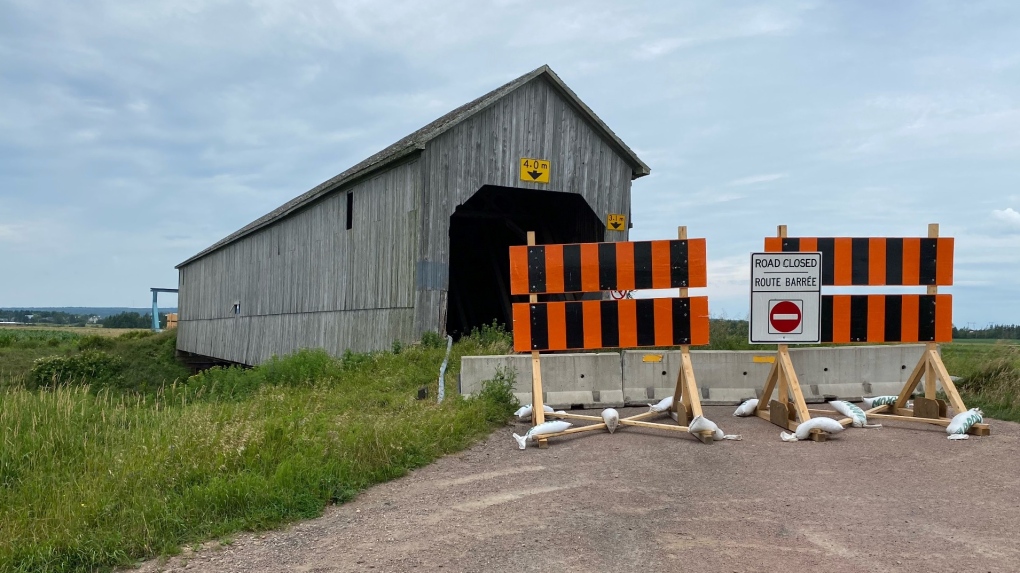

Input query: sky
[1,0,1018,327]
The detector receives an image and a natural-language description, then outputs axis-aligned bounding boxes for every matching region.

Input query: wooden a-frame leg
[779,347,811,425]
[756,346,821,437]
[673,345,711,443]
[895,349,929,409]
[755,358,780,421]
[929,349,967,414]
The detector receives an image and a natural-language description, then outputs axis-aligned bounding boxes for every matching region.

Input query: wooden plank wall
[413,77,635,335]
[178,159,420,364]
[177,309,415,364]
[179,76,639,364]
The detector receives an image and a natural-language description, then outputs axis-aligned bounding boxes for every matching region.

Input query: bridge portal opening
[445,185,605,339]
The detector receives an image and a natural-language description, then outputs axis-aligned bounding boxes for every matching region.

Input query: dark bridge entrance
[445,185,604,339]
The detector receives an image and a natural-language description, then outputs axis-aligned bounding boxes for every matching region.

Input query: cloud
[0,224,27,243]
[727,173,787,186]
[633,5,805,60]
[992,207,1020,229]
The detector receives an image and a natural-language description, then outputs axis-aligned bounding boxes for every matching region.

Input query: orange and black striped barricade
[509,227,713,446]
[754,224,988,438]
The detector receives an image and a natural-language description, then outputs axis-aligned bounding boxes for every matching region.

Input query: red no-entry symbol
[769,300,802,333]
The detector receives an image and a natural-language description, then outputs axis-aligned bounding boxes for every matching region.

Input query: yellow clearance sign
[520,158,550,183]
[606,213,626,231]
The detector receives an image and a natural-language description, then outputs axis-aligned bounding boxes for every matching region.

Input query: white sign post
[750,252,822,343]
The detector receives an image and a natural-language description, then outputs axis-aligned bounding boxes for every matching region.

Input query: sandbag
[688,415,742,441]
[829,400,881,428]
[780,417,845,442]
[514,403,554,421]
[861,395,898,408]
[648,396,674,413]
[512,420,572,449]
[946,408,983,440]
[601,408,620,434]
[733,399,759,417]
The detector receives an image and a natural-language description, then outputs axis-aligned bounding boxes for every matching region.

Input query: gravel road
[133,406,1020,573]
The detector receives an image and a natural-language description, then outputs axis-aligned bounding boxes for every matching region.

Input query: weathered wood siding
[412,77,634,335]
[178,158,421,364]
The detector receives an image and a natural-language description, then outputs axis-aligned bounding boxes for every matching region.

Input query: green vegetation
[0,326,517,573]
[0,329,188,394]
[942,342,1020,422]
[0,309,174,328]
[101,311,172,329]
[0,309,95,326]
[953,324,1020,340]
[706,318,760,350]
[1,317,1017,572]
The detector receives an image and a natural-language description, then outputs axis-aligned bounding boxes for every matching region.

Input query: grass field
[947,338,1020,345]
[0,328,189,392]
[0,323,1016,572]
[0,327,518,573]
[0,325,143,337]
[942,341,1020,421]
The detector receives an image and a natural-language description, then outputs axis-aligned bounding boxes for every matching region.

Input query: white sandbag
[688,415,742,441]
[946,408,983,440]
[648,396,674,413]
[780,417,845,442]
[514,403,554,421]
[733,399,759,417]
[512,420,572,449]
[829,400,881,428]
[601,408,620,434]
[861,395,898,409]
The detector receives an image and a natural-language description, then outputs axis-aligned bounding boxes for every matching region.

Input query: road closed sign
[750,252,821,343]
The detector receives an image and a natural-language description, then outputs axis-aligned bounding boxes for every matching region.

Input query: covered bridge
[175,65,649,365]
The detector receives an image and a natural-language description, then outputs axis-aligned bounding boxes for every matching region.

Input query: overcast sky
[1,1,1018,327]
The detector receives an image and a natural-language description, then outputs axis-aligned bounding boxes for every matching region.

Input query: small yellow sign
[642,354,663,363]
[520,158,550,183]
[752,356,776,364]
[607,213,627,231]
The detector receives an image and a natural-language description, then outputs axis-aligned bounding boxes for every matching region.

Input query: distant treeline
[0,309,93,325]
[699,319,1020,344]
[0,309,171,329]
[953,324,1020,340]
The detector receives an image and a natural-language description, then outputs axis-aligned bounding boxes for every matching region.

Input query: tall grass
[0,328,517,573]
[943,342,1020,422]
[0,330,189,394]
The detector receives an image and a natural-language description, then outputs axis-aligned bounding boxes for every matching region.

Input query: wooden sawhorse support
[754,223,990,438]
[517,226,713,446]
[863,341,990,435]
[752,225,830,440]
[541,342,712,444]
[753,344,828,441]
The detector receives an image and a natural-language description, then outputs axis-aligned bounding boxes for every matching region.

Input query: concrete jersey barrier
[460,345,929,408]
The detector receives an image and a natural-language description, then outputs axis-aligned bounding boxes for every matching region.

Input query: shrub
[77,334,114,351]
[476,365,519,424]
[464,320,511,348]
[340,348,372,371]
[420,331,445,349]
[118,330,156,340]
[183,349,340,402]
[28,351,125,388]
[262,349,338,387]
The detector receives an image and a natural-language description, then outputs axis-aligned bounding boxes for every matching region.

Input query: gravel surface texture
[132,406,1020,573]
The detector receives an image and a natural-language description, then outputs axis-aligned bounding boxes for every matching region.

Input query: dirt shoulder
[133,406,1020,573]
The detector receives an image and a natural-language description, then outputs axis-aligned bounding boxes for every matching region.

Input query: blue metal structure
[150,288,179,331]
